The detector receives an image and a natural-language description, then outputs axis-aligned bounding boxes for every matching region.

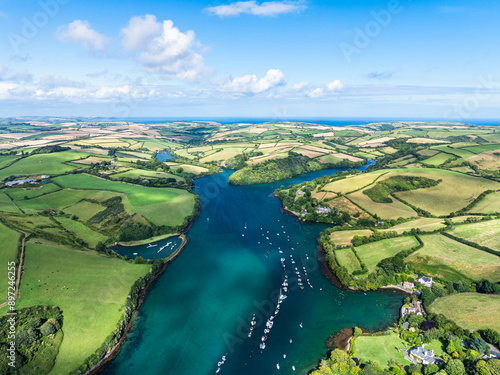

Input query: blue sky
[0,0,499,119]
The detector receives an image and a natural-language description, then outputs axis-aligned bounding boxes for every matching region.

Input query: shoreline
[86,235,191,374]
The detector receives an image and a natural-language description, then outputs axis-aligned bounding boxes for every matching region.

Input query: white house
[417,276,434,287]
[409,346,437,365]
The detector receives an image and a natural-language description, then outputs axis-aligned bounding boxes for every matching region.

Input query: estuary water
[103,164,405,375]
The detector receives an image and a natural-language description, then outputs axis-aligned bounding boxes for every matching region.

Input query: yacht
[260,343,266,350]
[277,363,280,370]
[147,243,157,248]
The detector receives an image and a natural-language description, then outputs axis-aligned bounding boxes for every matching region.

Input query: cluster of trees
[363,176,440,204]
[0,306,63,373]
[30,145,70,155]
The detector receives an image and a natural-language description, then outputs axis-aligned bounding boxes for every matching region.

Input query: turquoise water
[110,236,183,261]
[156,152,177,162]
[103,164,405,375]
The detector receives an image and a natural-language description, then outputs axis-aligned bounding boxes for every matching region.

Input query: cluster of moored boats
[258,288,287,351]
[215,355,227,373]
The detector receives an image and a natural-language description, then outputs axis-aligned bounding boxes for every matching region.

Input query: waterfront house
[403,281,415,290]
[400,301,423,317]
[417,276,434,287]
[409,346,437,365]
[315,207,331,215]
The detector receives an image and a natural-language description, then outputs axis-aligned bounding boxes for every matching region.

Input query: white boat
[283,354,286,358]
[260,343,266,350]
[292,366,296,371]
[133,252,138,255]
[147,244,157,248]
[157,244,168,253]
[277,363,280,370]
[299,322,303,328]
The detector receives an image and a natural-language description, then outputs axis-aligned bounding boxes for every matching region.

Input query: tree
[445,359,466,375]
[424,364,439,375]
[134,256,146,264]
[470,337,488,354]
[40,321,56,336]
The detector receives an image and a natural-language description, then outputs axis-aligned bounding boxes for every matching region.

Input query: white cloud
[39,75,85,90]
[206,1,307,17]
[326,80,343,92]
[220,69,286,94]
[8,70,33,83]
[292,81,310,91]
[56,20,111,51]
[304,80,343,98]
[121,15,205,81]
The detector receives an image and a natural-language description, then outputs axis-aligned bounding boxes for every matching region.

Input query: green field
[0,191,21,213]
[16,242,151,374]
[0,151,90,179]
[5,182,61,200]
[63,200,108,222]
[430,293,500,333]
[323,171,388,194]
[406,234,500,282]
[355,236,419,272]
[53,174,180,206]
[463,144,500,154]
[449,219,500,251]
[15,189,94,214]
[54,217,108,248]
[390,168,500,216]
[0,154,19,169]
[469,191,500,214]
[334,248,361,273]
[111,169,183,182]
[431,145,475,158]
[423,152,455,166]
[0,221,20,293]
[348,189,418,220]
[381,218,446,234]
[355,332,409,367]
[330,229,373,246]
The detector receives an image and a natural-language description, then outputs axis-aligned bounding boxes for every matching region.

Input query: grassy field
[463,144,500,154]
[348,189,418,220]
[449,219,500,251]
[431,145,475,158]
[16,242,151,374]
[406,234,500,282]
[330,229,373,246]
[381,218,446,234]
[0,221,20,293]
[15,189,94,214]
[0,154,19,169]
[390,168,500,216]
[0,191,21,213]
[327,196,371,218]
[63,200,108,222]
[54,217,108,248]
[52,174,180,206]
[423,152,455,166]
[355,332,409,367]
[335,248,361,272]
[5,182,61,200]
[200,148,247,163]
[469,191,500,214]
[110,169,183,182]
[322,171,389,194]
[0,151,90,179]
[430,293,500,332]
[355,236,419,273]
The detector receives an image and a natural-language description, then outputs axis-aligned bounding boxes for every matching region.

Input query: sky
[0,0,499,120]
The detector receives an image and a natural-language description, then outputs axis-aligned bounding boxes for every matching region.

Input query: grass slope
[430,293,500,333]
[406,234,500,282]
[355,332,409,367]
[16,242,151,374]
[0,221,19,292]
[449,219,500,251]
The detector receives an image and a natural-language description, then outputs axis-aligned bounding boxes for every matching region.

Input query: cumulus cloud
[121,15,205,81]
[220,69,286,94]
[39,75,85,90]
[206,1,307,17]
[305,80,343,98]
[8,70,33,83]
[292,81,310,91]
[56,20,111,51]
